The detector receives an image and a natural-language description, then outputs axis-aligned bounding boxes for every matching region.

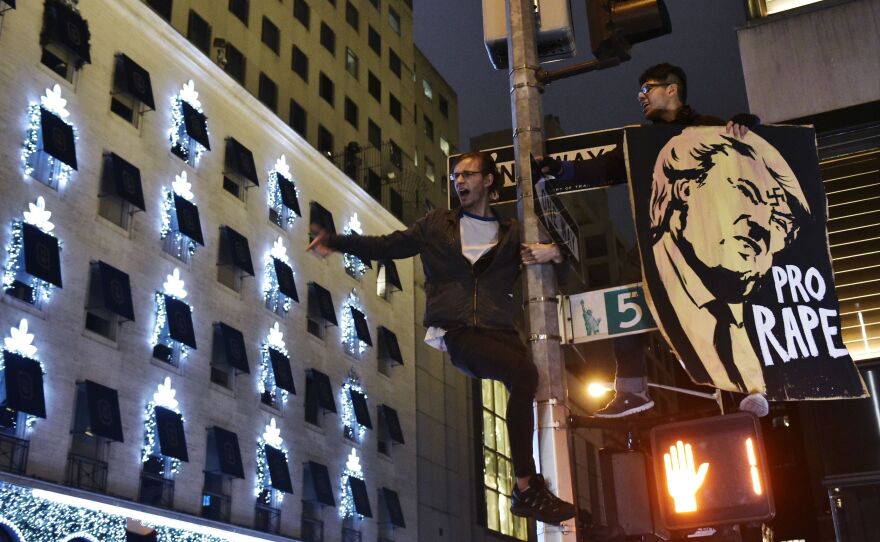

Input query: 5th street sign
[561,282,657,344]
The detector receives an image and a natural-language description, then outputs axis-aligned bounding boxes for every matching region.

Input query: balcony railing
[65,452,108,493]
[341,526,362,542]
[201,490,231,522]
[0,433,28,474]
[254,502,280,534]
[301,517,324,542]
[138,471,175,509]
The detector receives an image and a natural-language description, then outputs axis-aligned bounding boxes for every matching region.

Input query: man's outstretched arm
[307,217,426,261]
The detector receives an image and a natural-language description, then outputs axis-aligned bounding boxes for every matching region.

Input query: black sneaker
[510,474,576,524]
[594,392,654,418]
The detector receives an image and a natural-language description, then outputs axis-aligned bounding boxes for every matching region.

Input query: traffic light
[650,412,774,531]
[482,0,576,70]
[586,0,672,60]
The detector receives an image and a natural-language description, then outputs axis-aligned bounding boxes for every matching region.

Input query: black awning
[41,0,91,65]
[309,202,336,235]
[213,322,250,373]
[154,406,188,461]
[173,195,204,245]
[348,476,373,517]
[264,444,293,493]
[381,487,406,528]
[181,100,210,150]
[381,405,404,445]
[379,260,402,292]
[22,223,62,288]
[225,137,259,186]
[307,369,336,413]
[269,347,295,394]
[350,307,372,346]
[206,426,244,479]
[273,258,298,302]
[304,461,335,506]
[115,54,155,109]
[378,327,403,366]
[106,153,146,211]
[278,174,301,217]
[0,352,46,418]
[308,282,337,326]
[220,226,254,276]
[349,389,372,429]
[40,107,77,169]
[72,380,124,442]
[92,261,135,321]
[2,1,15,10]
[164,295,196,348]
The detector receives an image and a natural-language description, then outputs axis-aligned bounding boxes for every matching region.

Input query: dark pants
[613,333,648,379]
[443,327,538,478]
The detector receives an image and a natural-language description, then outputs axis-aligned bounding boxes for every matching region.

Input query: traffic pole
[505,1,578,540]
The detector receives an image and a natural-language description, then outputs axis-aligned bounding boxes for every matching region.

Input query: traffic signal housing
[650,412,774,531]
[482,0,576,70]
[586,0,672,60]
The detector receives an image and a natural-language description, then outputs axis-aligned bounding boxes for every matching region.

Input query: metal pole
[505,2,577,540]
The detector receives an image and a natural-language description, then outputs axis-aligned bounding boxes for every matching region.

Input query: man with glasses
[307,152,579,525]
[539,62,763,418]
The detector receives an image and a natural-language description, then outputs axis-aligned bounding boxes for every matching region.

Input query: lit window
[440,136,450,156]
[752,0,825,17]
[425,159,435,183]
[345,48,359,79]
[422,79,433,100]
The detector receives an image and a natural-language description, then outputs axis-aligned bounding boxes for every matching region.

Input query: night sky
[414,0,753,148]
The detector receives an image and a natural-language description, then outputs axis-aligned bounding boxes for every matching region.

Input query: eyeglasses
[638,82,672,95]
[449,170,486,182]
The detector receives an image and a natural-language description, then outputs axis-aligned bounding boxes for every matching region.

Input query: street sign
[562,282,657,344]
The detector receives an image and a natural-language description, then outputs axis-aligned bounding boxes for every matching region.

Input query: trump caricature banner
[626,125,866,400]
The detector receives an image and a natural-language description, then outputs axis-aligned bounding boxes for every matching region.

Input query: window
[368,71,381,102]
[390,188,403,219]
[291,46,309,82]
[388,6,401,34]
[368,25,380,55]
[422,79,433,100]
[750,0,824,17]
[440,136,450,156]
[222,137,259,201]
[319,22,335,55]
[389,94,401,123]
[439,95,449,118]
[289,100,306,137]
[368,120,381,149]
[145,0,172,21]
[369,0,379,9]
[317,125,334,157]
[258,73,278,112]
[319,72,334,106]
[377,324,403,374]
[98,153,146,231]
[40,0,91,82]
[68,381,122,493]
[377,404,404,456]
[262,17,280,54]
[305,369,336,426]
[367,170,382,203]
[293,0,311,28]
[425,158,435,182]
[224,43,246,84]
[202,471,232,522]
[345,1,359,30]
[345,47,359,79]
[228,0,248,25]
[423,115,434,141]
[211,323,250,391]
[110,54,156,128]
[84,261,135,341]
[217,226,254,293]
[187,10,212,54]
[307,281,337,338]
[344,97,358,129]
[389,49,401,77]
[389,140,402,169]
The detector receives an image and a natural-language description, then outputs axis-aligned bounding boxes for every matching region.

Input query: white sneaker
[739,393,769,417]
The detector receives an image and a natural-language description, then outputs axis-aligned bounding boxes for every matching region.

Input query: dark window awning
[219,226,254,276]
[1,1,15,11]
[380,404,404,445]
[0,352,46,418]
[104,153,146,211]
[264,444,293,493]
[225,137,259,187]
[309,201,336,235]
[90,261,134,321]
[273,258,298,302]
[307,369,337,413]
[348,476,373,517]
[269,347,295,394]
[22,223,62,288]
[40,107,77,169]
[304,461,335,506]
[163,295,196,348]
[308,282,337,326]
[349,389,372,429]
[181,100,211,150]
[154,406,188,461]
[172,194,204,246]
[350,307,372,346]
[41,0,91,65]
[206,426,244,479]
[379,260,402,292]
[72,380,124,442]
[278,174,302,217]
[381,487,406,528]
[378,326,403,366]
[114,54,155,110]
[213,322,249,373]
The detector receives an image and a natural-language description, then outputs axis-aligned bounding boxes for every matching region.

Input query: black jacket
[328,208,522,331]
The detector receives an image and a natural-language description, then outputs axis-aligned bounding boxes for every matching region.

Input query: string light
[168,80,208,166]
[343,214,367,279]
[267,155,299,229]
[21,85,77,188]
[255,418,288,504]
[4,198,60,303]
[160,172,198,258]
[340,368,367,442]
[341,290,368,357]
[259,323,289,406]
[141,377,183,475]
[150,269,191,364]
[263,237,293,314]
[339,447,364,519]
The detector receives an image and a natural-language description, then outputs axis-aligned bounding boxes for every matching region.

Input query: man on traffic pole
[307,151,577,525]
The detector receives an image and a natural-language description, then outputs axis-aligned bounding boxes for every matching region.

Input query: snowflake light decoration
[339,447,365,519]
[340,368,367,442]
[263,237,294,314]
[343,214,367,279]
[160,172,199,258]
[21,85,77,188]
[150,268,191,364]
[267,155,300,229]
[162,268,188,300]
[256,417,289,504]
[341,290,368,357]
[168,80,208,165]
[4,197,60,303]
[142,377,184,475]
[23,197,55,233]
[259,323,289,406]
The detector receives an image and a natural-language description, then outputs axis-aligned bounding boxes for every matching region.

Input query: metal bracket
[523,296,558,307]
[512,126,544,139]
[527,333,561,343]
